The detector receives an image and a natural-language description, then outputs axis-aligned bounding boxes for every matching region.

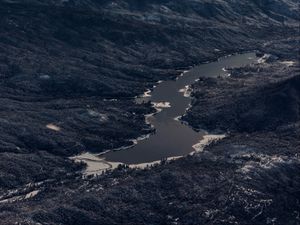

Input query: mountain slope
[0,1,299,224]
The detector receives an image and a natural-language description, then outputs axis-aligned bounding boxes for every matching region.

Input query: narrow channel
[72,52,258,174]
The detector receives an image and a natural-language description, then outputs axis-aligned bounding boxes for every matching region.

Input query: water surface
[104,52,258,164]
[73,52,258,173]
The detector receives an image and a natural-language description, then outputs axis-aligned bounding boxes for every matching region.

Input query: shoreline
[70,52,253,175]
[71,133,227,176]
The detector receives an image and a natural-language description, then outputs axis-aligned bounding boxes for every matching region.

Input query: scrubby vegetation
[0,0,299,224]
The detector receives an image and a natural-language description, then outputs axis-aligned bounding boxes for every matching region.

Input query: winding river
[72,52,258,174]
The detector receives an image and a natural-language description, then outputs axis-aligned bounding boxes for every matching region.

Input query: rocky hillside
[0,0,297,156]
[0,0,299,224]
[185,62,300,132]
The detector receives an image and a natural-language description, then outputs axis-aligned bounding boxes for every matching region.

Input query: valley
[0,0,299,224]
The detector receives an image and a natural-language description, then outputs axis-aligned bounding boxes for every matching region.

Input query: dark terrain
[0,0,299,224]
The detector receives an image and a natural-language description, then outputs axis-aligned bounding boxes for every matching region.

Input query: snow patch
[238,154,297,174]
[0,189,40,204]
[70,152,120,176]
[39,74,51,80]
[174,116,182,121]
[179,85,191,97]
[257,54,271,64]
[87,110,108,122]
[143,89,152,97]
[129,156,183,169]
[152,102,171,108]
[192,134,226,153]
[71,152,183,176]
[46,123,61,132]
[25,190,40,199]
[280,61,296,67]
[176,70,189,80]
